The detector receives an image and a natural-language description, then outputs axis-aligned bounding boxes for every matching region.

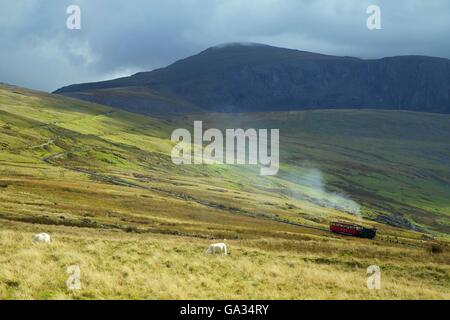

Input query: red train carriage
[330,221,377,239]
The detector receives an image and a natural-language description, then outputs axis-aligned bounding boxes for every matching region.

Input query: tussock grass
[0,223,448,300]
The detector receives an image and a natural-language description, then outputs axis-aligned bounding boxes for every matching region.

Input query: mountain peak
[210,42,270,49]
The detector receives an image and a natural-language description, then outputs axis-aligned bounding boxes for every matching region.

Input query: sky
[1,0,449,92]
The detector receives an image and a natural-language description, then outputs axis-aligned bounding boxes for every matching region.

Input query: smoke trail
[289,168,362,219]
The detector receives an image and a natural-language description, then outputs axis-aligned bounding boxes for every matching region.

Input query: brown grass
[0,219,449,300]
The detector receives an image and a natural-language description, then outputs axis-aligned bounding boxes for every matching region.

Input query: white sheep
[33,233,51,243]
[205,243,227,255]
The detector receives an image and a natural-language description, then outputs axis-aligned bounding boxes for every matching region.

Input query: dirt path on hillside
[29,139,54,149]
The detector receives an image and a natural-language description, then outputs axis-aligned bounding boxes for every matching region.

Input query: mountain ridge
[54,43,450,115]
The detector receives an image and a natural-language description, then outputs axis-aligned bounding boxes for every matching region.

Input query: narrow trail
[29,139,54,149]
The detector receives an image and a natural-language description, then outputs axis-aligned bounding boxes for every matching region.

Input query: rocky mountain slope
[55,43,450,115]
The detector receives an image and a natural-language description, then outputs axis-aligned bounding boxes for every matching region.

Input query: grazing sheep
[33,233,51,243]
[205,243,227,255]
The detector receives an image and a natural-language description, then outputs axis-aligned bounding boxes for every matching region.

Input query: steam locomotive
[330,221,377,239]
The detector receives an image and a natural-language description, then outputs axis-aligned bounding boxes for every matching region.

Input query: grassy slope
[0,84,449,299]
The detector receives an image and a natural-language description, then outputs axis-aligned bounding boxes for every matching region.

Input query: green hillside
[0,84,449,299]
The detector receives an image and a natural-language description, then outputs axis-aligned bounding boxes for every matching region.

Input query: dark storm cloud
[1,0,449,91]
